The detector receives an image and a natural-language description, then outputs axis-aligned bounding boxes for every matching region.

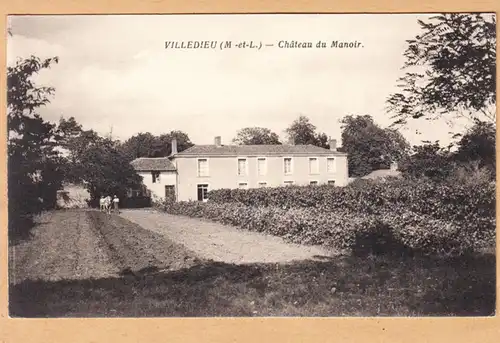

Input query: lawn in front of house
[10,212,495,318]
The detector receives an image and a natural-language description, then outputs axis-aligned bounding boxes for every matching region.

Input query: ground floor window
[328,180,336,186]
[284,180,294,186]
[258,182,267,188]
[197,184,209,201]
[238,182,248,189]
[165,185,176,202]
[310,181,318,186]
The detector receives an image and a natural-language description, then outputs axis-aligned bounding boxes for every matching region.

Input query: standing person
[99,196,105,212]
[113,195,120,214]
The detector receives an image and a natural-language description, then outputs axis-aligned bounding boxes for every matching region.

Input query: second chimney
[329,139,337,151]
[214,136,222,147]
[171,138,178,155]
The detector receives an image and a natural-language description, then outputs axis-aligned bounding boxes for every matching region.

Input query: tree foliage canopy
[7,56,64,240]
[56,116,101,182]
[79,138,142,205]
[120,131,194,160]
[387,14,496,125]
[398,142,453,179]
[399,119,495,180]
[55,116,144,202]
[340,115,410,177]
[453,119,496,175]
[232,127,282,145]
[285,115,330,148]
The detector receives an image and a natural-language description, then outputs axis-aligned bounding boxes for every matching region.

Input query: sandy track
[120,209,338,264]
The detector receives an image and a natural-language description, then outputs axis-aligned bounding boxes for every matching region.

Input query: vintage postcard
[6,13,496,318]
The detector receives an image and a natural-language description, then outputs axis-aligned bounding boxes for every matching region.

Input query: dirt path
[119,209,338,264]
[9,210,119,284]
[86,211,200,273]
[9,210,199,284]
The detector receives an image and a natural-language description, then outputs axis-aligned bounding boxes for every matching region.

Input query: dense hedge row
[158,177,495,256]
[160,201,495,256]
[206,178,495,222]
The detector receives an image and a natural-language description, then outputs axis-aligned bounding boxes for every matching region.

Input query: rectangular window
[197,184,209,201]
[309,157,319,174]
[257,158,267,176]
[328,180,336,186]
[284,158,292,175]
[327,158,335,173]
[258,182,267,188]
[165,185,176,201]
[284,180,294,186]
[152,171,161,183]
[238,182,248,189]
[310,181,318,186]
[197,158,209,177]
[237,158,247,176]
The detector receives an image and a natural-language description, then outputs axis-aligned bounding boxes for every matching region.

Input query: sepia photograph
[6,13,496,317]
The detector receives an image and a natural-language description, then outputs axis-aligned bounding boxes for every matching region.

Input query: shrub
[207,177,495,223]
[160,175,495,256]
[350,222,405,257]
[161,200,494,256]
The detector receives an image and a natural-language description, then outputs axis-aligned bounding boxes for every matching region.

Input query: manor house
[130,137,349,202]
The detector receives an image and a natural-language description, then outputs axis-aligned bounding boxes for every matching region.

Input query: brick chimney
[171,138,178,155]
[329,139,337,151]
[214,136,222,147]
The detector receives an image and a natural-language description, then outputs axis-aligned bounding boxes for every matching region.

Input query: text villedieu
[164,40,364,50]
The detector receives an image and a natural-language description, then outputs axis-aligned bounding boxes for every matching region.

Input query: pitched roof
[175,144,347,157]
[130,157,176,171]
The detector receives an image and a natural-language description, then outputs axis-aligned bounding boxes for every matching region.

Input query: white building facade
[130,137,349,202]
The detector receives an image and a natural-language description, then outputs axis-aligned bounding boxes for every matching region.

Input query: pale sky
[7,14,477,146]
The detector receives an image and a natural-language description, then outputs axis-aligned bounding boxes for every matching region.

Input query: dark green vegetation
[8,13,496,317]
[387,14,496,125]
[7,56,65,241]
[11,255,496,317]
[162,174,495,256]
[9,211,495,317]
[340,115,410,177]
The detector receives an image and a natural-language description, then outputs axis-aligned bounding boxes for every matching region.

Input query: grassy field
[9,210,496,317]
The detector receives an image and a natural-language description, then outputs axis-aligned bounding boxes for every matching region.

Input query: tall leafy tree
[56,116,101,183]
[119,132,157,160]
[285,115,330,148]
[8,56,63,239]
[80,138,142,205]
[232,127,282,145]
[453,119,496,176]
[120,130,194,160]
[341,115,410,177]
[157,130,194,156]
[398,141,454,179]
[387,13,496,125]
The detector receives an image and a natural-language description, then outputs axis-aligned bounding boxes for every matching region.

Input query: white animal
[99,196,112,214]
[105,196,112,214]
